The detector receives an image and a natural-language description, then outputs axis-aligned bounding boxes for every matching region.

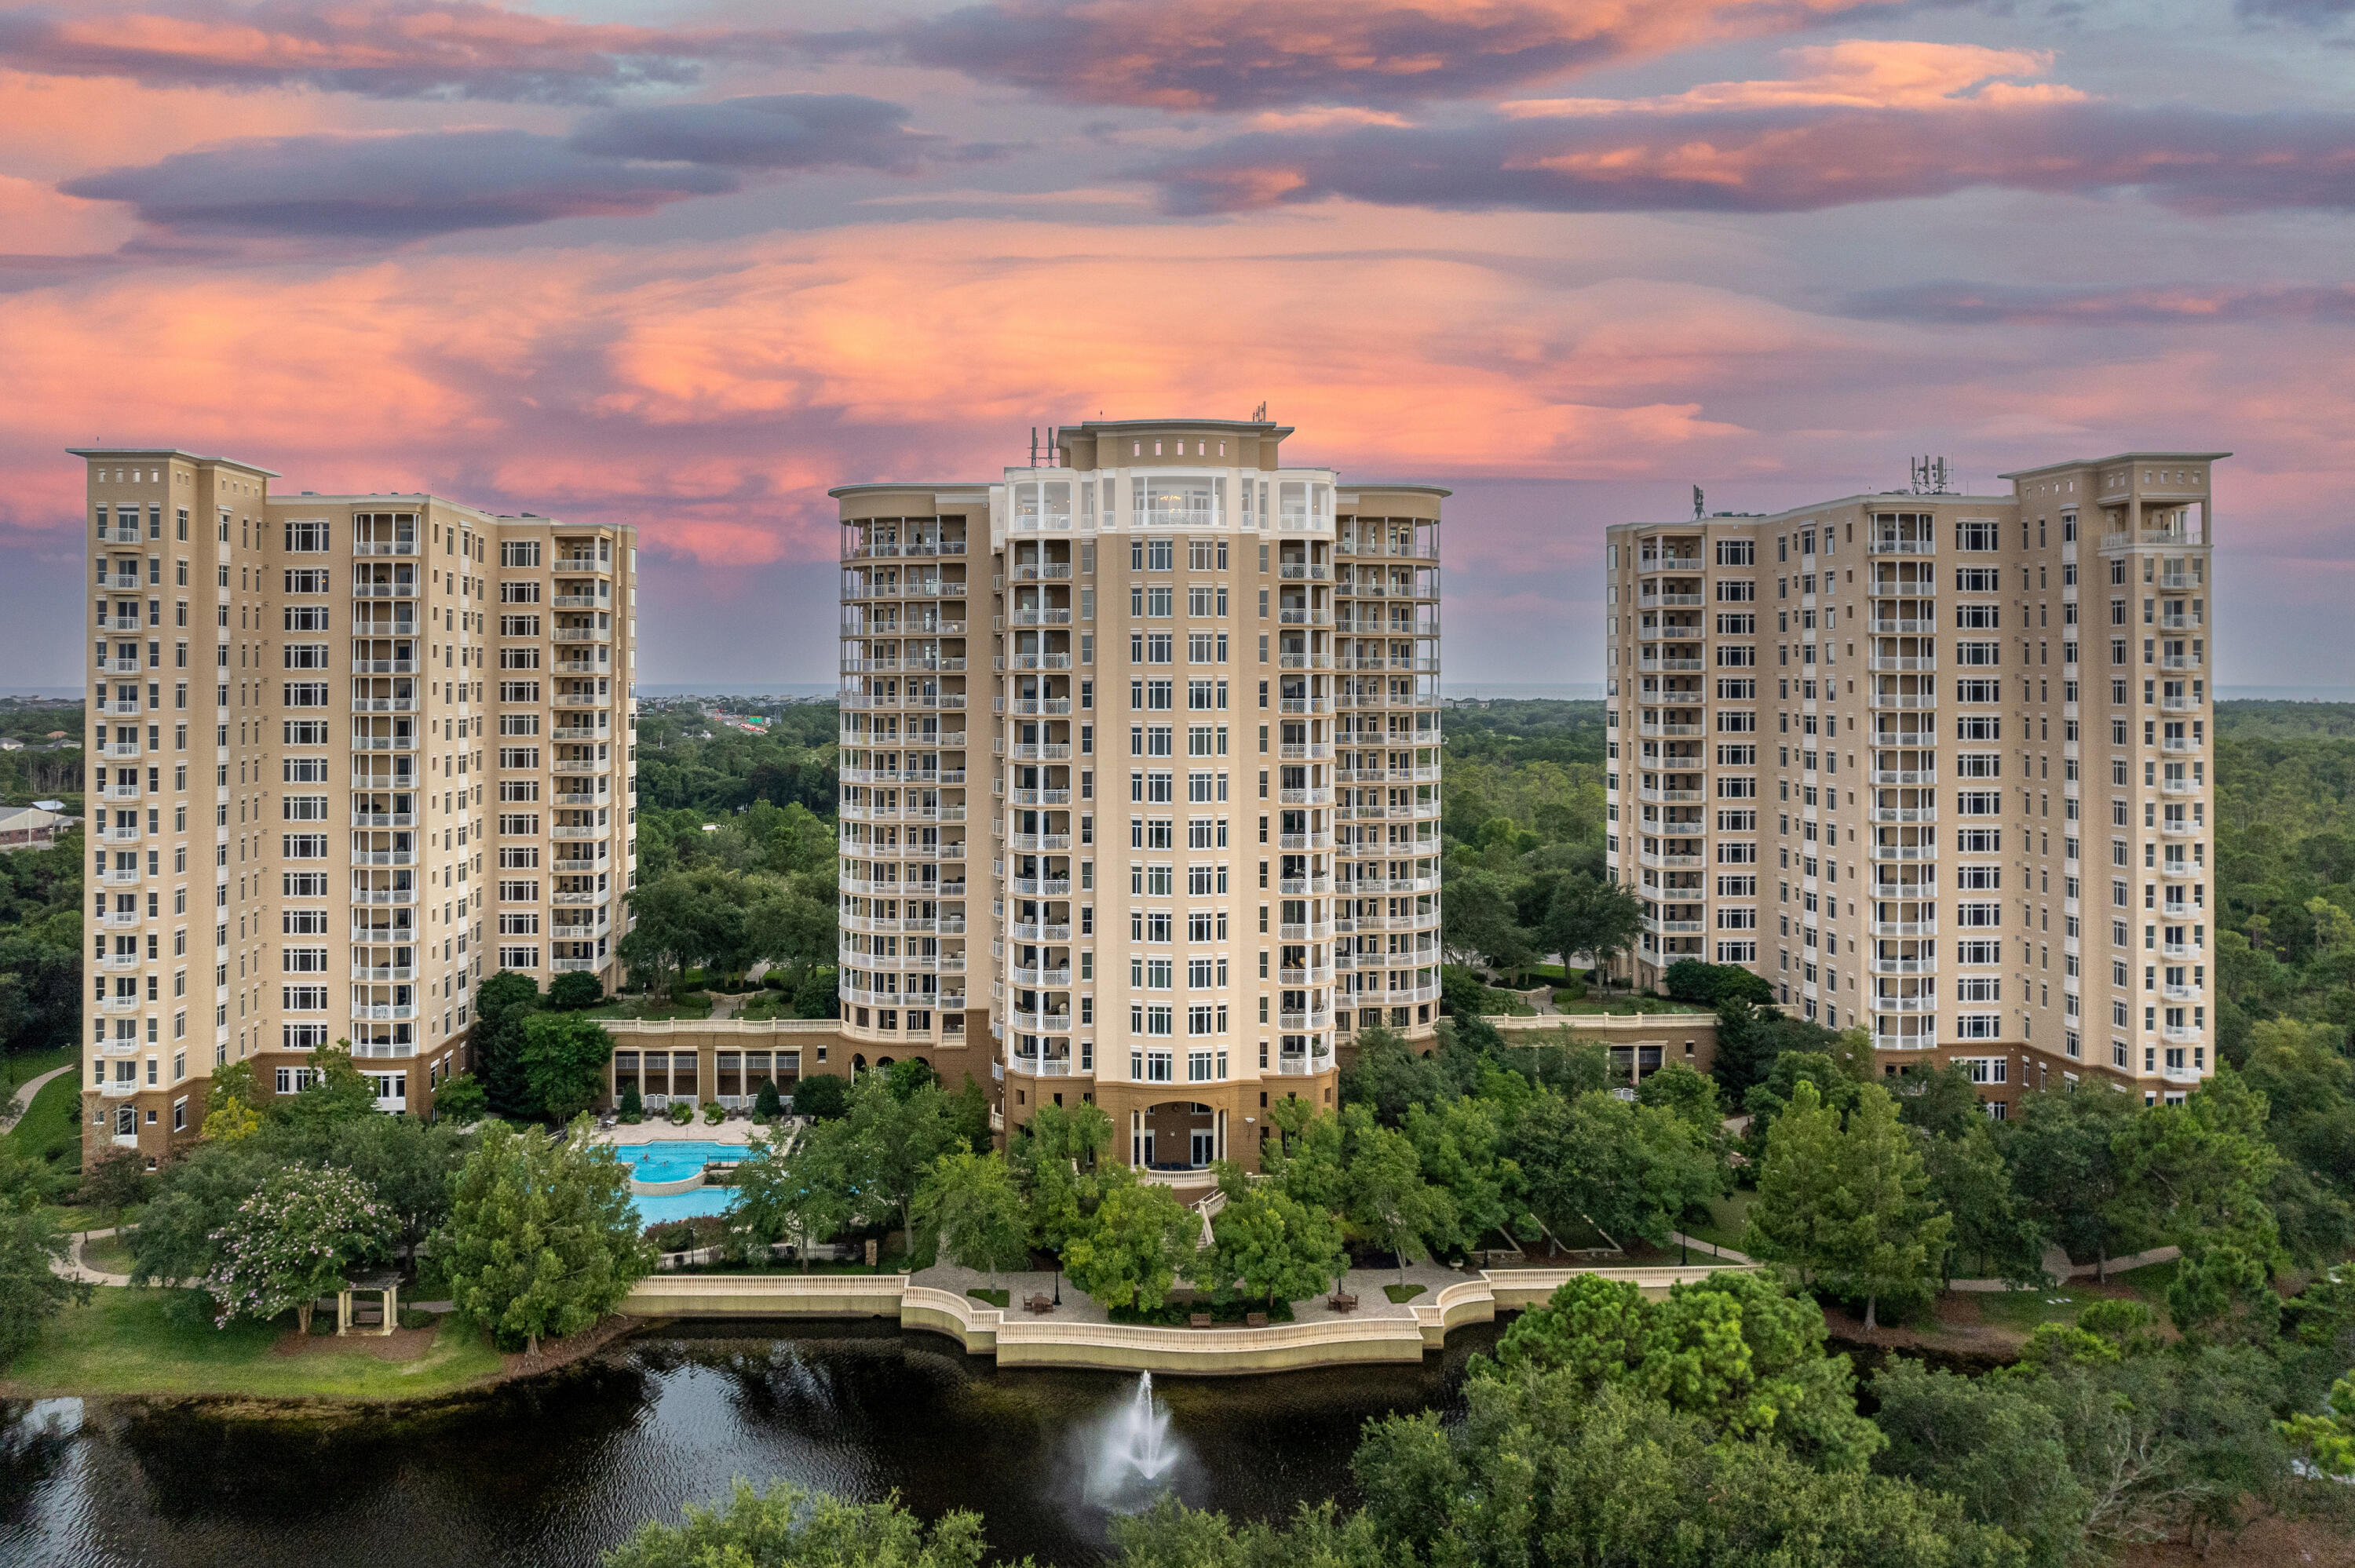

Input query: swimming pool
[609,1140,750,1185]
[633,1187,733,1223]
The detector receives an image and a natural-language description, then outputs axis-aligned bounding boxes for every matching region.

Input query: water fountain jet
[1082,1371,1183,1511]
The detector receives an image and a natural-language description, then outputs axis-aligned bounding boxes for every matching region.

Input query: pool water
[610,1140,750,1225]
[611,1140,750,1184]
[632,1187,732,1223]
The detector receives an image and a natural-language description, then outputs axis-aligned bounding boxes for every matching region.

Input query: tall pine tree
[472,971,544,1121]
[1825,1083,1951,1329]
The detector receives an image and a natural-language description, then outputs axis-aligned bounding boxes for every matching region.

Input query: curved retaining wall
[618,1264,1749,1376]
[630,1172,711,1197]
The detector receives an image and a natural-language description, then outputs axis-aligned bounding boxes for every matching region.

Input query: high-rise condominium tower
[76,449,635,1165]
[835,420,1444,1172]
[1605,453,2225,1110]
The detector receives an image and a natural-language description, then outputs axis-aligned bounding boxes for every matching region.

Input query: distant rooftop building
[0,804,70,851]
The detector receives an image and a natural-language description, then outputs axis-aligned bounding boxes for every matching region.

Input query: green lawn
[1384,1283,1428,1304]
[590,997,716,1022]
[78,1232,134,1275]
[966,1287,1011,1309]
[1969,1286,2101,1331]
[1967,1261,2179,1333]
[1680,1191,1755,1253]
[4,1067,86,1180]
[2,1288,506,1401]
[1550,996,1702,1017]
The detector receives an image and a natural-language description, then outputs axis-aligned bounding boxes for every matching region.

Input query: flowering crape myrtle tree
[205,1162,395,1335]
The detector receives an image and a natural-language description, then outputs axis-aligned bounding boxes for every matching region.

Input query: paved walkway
[911,1264,1112,1323]
[2,1064,71,1135]
[1670,1231,1754,1264]
[54,1227,133,1288]
[906,1258,1467,1325]
[1691,1231,2183,1294]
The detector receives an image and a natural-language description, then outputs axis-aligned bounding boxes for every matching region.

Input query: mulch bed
[270,1324,440,1362]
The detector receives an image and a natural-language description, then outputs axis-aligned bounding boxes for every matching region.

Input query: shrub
[617,1083,644,1122]
[398,1306,435,1330]
[668,1101,694,1125]
[646,1214,732,1254]
[753,1078,784,1120]
[793,1074,849,1121]
[546,971,605,1012]
[431,1072,489,1126]
[702,1101,725,1125]
[1661,958,1776,1008]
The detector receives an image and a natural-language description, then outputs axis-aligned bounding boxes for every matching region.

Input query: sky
[2,0,2353,689]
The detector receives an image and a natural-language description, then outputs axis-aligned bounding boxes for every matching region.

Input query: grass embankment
[2,1289,506,1402]
[5,1064,86,1180]
[4,1045,78,1098]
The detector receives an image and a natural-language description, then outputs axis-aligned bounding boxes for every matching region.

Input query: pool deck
[596,1121,772,1148]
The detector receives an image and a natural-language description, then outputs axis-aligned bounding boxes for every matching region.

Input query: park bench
[1188,1312,1213,1329]
[1246,1311,1269,1328]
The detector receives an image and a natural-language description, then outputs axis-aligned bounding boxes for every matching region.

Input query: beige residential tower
[834,418,1445,1172]
[1605,453,2224,1110]
[75,449,636,1164]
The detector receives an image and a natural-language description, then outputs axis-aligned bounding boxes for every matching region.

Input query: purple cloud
[60,129,736,239]
[809,0,1900,112]
[0,1,790,104]
[1842,281,2355,326]
[1147,102,2355,216]
[59,93,968,241]
[567,94,942,173]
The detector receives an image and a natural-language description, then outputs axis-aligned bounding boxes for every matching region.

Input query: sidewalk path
[1670,1231,1754,1264]
[53,1227,133,1288]
[2,1064,71,1136]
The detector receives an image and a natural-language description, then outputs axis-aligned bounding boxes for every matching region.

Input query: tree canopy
[434,1118,652,1355]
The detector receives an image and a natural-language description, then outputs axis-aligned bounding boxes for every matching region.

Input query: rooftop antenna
[1692,484,1704,520]
[1251,401,1267,422]
[1029,426,1038,467]
[1911,456,1954,495]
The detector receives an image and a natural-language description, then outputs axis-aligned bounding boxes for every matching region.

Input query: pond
[0,1318,1501,1567]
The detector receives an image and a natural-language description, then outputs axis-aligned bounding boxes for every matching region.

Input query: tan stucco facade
[835,421,1446,1174]
[1604,453,2226,1113]
[75,448,636,1165]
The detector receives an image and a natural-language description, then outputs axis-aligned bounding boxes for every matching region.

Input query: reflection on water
[0,1320,1499,1567]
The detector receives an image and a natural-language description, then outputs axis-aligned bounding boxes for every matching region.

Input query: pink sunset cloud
[0,0,2350,685]
[815,0,1907,111]
[0,0,793,100]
